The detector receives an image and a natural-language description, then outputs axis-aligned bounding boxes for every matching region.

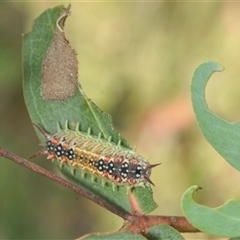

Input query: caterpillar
[33,122,160,188]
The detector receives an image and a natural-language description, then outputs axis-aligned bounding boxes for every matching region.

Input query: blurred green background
[1,2,240,239]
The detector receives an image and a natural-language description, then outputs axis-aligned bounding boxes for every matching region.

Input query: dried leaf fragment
[41,5,78,101]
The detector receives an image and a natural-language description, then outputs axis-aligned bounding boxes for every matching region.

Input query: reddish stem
[125,215,199,234]
[0,147,129,220]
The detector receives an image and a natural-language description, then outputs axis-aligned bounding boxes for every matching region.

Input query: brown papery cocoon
[41,5,78,101]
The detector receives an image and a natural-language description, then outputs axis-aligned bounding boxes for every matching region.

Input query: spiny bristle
[145,163,161,186]
[29,149,46,159]
[33,123,50,139]
[146,163,161,170]
[144,175,155,186]
[30,124,50,159]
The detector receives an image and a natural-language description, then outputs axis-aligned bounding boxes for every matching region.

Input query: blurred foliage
[1,2,240,239]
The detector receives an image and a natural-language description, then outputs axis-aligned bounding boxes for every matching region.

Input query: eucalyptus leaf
[79,231,146,240]
[23,5,157,214]
[146,225,184,240]
[182,185,240,237]
[191,61,240,171]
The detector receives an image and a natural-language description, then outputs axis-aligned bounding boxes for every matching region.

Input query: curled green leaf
[191,61,240,171]
[182,185,240,237]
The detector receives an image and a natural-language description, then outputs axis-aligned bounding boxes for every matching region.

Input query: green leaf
[79,231,146,240]
[80,226,184,240]
[181,185,240,237]
[191,61,240,171]
[146,225,184,240]
[23,5,129,147]
[23,5,157,214]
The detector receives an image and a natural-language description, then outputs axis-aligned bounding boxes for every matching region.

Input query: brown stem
[153,215,199,232]
[0,147,199,234]
[124,215,199,234]
[0,147,129,220]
